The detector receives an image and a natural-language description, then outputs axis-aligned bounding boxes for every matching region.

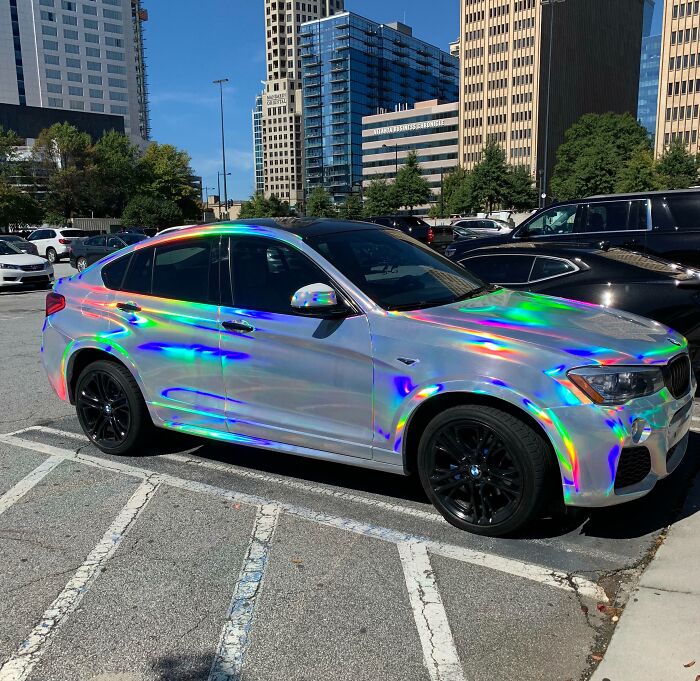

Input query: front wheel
[46,247,57,264]
[417,405,551,537]
[75,359,152,455]
[76,257,88,272]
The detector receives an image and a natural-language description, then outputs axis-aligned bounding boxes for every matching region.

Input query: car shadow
[168,429,700,542]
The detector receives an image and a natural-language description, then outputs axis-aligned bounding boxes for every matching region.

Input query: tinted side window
[86,236,106,247]
[580,202,630,233]
[121,247,154,295]
[461,255,535,284]
[231,237,331,314]
[46,230,56,238]
[101,253,131,290]
[106,236,124,249]
[530,257,577,282]
[521,205,578,236]
[152,239,212,304]
[665,195,700,231]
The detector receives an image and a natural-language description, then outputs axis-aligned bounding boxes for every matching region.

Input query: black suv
[444,189,700,267]
[366,216,434,245]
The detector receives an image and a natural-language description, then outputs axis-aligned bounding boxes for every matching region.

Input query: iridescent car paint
[42,221,695,514]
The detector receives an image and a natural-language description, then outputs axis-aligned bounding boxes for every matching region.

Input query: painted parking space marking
[0,431,608,603]
[0,456,64,516]
[1,425,638,565]
[0,478,159,681]
[208,504,280,681]
[399,542,466,681]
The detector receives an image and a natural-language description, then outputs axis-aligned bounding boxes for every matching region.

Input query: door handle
[222,320,254,333]
[116,302,141,312]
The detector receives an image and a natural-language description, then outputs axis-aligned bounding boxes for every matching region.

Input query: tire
[46,247,57,264]
[75,359,152,455]
[76,257,88,272]
[417,405,551,537]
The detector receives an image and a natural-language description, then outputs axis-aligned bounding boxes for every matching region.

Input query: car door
[649,194,700,267]
[86,236,107,264]
[576,199,649,250]
[459,253,536,288]
[28,229,52,257]
[108,235,228,432]
[219,234,374,459]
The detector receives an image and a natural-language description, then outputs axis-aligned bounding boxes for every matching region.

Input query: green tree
[0,184,43,229]
[506,165,538,210]
[657,138,699,189]
[551,113,651,200]
[338,192,363,220]
[91,131,140,217]
[362,178,400,217]
[0,127,22,174]
[615,147,662,193]
[471,140,511,211]
[306,187,337,218]
[121,195,183,230]
[439,167,476,216]
[237,192,294,219]
[394,151,431,213]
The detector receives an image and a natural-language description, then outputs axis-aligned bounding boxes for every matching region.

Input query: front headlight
[0,263,16,270]
[568,366,664,404]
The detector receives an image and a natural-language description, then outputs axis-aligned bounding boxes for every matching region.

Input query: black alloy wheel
[75,359,151,455]
[418,405,550,536]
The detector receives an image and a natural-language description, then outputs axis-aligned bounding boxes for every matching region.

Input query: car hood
[0,253,48,266]
[396,289,685,366]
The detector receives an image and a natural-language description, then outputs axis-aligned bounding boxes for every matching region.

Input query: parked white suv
[27,228,89,263]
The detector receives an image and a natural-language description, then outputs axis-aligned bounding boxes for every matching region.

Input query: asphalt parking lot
[1,263,699,681]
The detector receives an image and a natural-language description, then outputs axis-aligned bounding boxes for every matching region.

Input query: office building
[655,1,700,155]
[260,0,345,207]
[362,100,459,213]
[253,91,264,193]
[457,0,646,197]
[300,14,459,202]
[638,0,660,140]
[0,0,150,147]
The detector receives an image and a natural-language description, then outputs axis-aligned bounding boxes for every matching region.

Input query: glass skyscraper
[300,13,459,201]
[252,92,264,194]
[638,0,660,141]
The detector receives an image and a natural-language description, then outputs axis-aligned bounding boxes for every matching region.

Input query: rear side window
[461,255,535,284]
[660,195,700,231]
[530,257,577,282]
[86,236,105,247]
[61,229,88,237]
[151,239,213,304]
[101,253,131,289]
[121,247,154,295]
[580,200,648,232]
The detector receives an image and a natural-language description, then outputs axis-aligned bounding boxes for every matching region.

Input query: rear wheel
[76,257,88,272]
[417,405,551,537]
[75,360,151,455]
[46,247,57,264]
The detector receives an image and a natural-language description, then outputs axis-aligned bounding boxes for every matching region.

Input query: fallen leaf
[591,655,604,662]
[232,503,241,510]
[596,603,606,612]
[581,605,589,615]
[291,557,303,565]
[684,660,696,668]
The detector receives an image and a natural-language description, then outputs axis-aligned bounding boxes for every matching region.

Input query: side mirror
[291,283,345,315]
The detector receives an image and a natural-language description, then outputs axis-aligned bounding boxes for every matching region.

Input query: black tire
[75,359,152,455]
[76,257,88,272]
[46,247,57,264]
[417,405,551,537]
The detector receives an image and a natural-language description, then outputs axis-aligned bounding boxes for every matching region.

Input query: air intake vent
[614,447,651,491]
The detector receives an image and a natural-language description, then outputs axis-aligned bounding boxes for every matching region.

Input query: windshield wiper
[452,284,500,302]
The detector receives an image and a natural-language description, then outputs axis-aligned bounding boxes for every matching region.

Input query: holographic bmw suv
[42,219,696,536]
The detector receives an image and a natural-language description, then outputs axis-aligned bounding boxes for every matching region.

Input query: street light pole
[217,172,231,219]
[213,78,230,215]
[382,144,399,178]
[540,0,564,208]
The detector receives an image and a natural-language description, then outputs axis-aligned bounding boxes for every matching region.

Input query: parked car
[69,232,149,272]
[0,233,39,256]
[42,219,694,537]
[455,243,700,378]
[451,218,514,241]
[0,240,54,289]
[445,189,700,266]
[365,216,434,244]
[26,227,90,263]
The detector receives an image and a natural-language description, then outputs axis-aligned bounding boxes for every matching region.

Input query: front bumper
[0,267,54,287]
[551,379,695,507]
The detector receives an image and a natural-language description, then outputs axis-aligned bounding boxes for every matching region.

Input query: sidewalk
[592,467,700,681]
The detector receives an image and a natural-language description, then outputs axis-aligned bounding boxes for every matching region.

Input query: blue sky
[144,0,662,201]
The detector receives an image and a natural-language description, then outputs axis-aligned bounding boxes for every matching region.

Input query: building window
[42,25,58,36]
[85,33,99,43]
[86,47,100,57]
[89,88,103,98]
[68,86,83,96]
[88,74,102,84]
[87,61,101,71]
[45,69,61,79]
[48,97,63,107]
[65,43,79,54]
[109,91,127,101]
[90,103,104,112]
[108,77,126,88]
[84,18,98,29]
[64,29,79,39]
[106,50,124,61]
[67,71,82,82]
[102,8,122,19]
[47,83,63,93]
[40,10,56,20]
[43,40,59,50]
[61,0,76,9]
[62,14,77,24]
[110,105,128,114]
[69,100,84,110]
[83,4,97,15]
[66,57,80,68]
[44,54,60,65]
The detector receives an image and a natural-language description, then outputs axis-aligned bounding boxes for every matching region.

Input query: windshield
[307,228,489,311]
[119,233,148,244]
[400,217,429,227]
[0,235,22,242]
[0,241,21,256]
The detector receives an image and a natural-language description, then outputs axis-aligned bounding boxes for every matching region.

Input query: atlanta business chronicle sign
[265,92,289,110]
[373,118,447,137]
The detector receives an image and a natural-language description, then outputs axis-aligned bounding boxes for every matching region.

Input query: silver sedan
[41,220,695,536]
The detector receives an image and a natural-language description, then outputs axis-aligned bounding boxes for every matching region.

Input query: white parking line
[0,432,608,603]
[399,542,466,681]
[209,504,280,681]
[0,478,159,681]
[0,456,64,516]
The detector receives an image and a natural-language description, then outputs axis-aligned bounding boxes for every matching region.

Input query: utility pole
[213,78,230,215]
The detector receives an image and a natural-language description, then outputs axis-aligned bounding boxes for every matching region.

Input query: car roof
[582,188,700,201]
[465,242,610,257]
[158,218,383,240]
